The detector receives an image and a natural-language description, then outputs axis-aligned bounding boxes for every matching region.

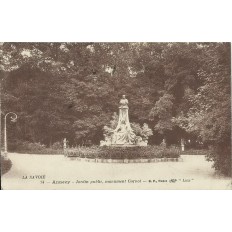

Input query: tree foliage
[0,42,230,175]
[173,43,231,175]
[149,93,174,136]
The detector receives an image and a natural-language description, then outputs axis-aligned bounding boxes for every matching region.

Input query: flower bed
[65,145,180,159]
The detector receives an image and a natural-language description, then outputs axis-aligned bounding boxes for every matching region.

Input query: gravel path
[2,153,231,190]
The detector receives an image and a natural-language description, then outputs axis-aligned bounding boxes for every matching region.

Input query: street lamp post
[4,112,17,156]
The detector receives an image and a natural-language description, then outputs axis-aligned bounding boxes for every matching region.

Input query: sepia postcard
[0,42,231,190]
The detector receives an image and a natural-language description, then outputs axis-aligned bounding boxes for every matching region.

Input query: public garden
[0,42,231,189]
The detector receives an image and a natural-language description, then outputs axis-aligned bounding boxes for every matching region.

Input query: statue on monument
[112,95,136,145]
[100,95,148,147]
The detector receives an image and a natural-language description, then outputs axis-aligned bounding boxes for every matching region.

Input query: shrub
[51,141,63,150]
[12,141,63,154]
[17,141,46,152]
[1,155,12,175]
[157,146,181,158]
[206,144,231,176]
[66,145,180,159]
[131,123,153,140]
[181,149,210,156]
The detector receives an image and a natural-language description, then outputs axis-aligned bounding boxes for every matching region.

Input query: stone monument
[100,95,148,147]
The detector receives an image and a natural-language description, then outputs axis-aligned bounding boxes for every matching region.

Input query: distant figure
[161,139,167,147]
[63,138,67,149]
[181,138,185,151]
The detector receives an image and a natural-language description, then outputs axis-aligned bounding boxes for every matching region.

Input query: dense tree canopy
[0,42,231,174]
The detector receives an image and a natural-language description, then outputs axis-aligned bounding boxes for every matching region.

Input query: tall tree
[174,43,231,175]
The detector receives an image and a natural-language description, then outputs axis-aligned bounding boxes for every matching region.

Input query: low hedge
[66,145,180,159]
[181,149,209,156]
[1,155,13,175]
[15,148,64,155]
[9,141,64,155]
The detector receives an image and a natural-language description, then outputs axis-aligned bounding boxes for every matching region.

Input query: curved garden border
[66,156,183,163]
